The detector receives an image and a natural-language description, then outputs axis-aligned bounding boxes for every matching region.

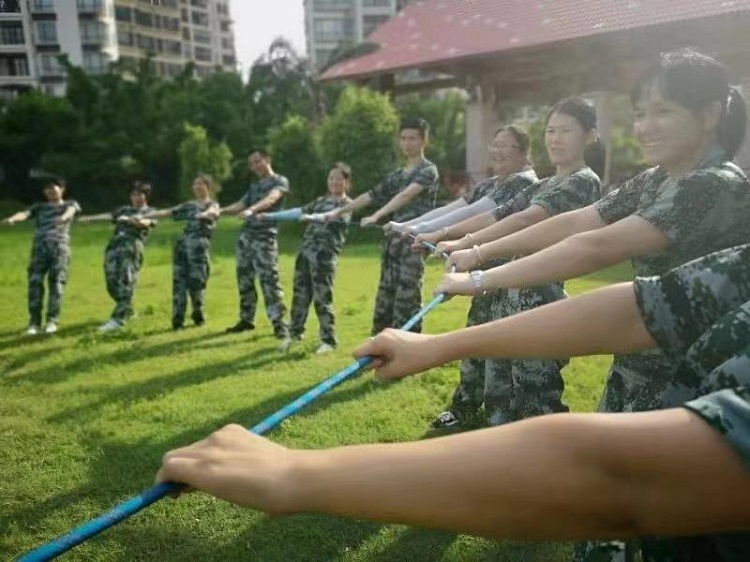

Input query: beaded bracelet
[472,244,484,265]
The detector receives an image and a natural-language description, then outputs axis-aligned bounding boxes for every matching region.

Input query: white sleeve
[397,197,468,227]
[413,196,497,233]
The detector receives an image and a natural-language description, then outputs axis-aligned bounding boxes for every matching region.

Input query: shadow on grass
[371,527,456,561]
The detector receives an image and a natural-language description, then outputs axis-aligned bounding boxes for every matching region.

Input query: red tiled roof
[321,0,750,80]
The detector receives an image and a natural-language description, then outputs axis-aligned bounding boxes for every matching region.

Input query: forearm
[5,211,30,222]
[79,213,112,222]
[291,408,750,540]
[430,283,652,365]
[219,202,245,215]
[402,197,467,227]
[480,208,606,260]
[340,193,373,214]
[481,233,624,290]
[143,209,173,219]
[248,193,283,214]
[416,197,496,234]
[372,189,419,220]
[438,212,496,244]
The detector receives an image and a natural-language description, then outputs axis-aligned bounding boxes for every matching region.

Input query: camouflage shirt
[492,166,601,222]
[111,205,155,243]
[301,195,353,253]
[172,200,219,239]
[628,244,750,561]
[241,174,290,235]
[368,157,439,223]
[28,200,81,243]
[594,149,750,411]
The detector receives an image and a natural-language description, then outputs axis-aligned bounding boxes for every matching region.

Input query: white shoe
[278,337,295,352]
[24,325,40,336]
[315,343,335,355]
[44,322,58,334]
[99,319,123,333]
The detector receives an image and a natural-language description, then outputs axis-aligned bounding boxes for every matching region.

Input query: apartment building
[304,0,409,72]
[0,0,236,99]
[1,0,118,97]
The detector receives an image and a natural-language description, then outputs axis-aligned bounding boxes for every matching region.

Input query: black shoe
[192,313,206,327]
[226,320,255,333]
[172,320,184,331]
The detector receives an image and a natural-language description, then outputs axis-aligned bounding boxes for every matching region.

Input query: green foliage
[320,86,399,194]
[395,91,466,175]
[268,115,325,204]
[178,122,233,198]
[0,221,629,561]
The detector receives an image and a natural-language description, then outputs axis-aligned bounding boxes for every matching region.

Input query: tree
[320,86,398,194]
[178,122,233,198]
[268,115,325,204]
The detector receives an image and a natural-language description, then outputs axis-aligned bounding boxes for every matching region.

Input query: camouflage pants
[27,238,70,326]
[173,235,210,325]
[485,285,570,425]
[372,234,425,336]
[236,232,288,338]
[104,237,144,323]
[290,244,338,346]
[448,290,499,418]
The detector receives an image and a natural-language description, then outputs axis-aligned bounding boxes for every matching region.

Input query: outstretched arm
[355,282,648,380]
[362,183,424,226]
[77,212,113,223]
[157,408,750,541]
[390,196,468,230]
[142,208,175,219]
[2,210,31,225]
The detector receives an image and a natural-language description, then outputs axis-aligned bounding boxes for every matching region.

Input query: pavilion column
[733,76,750,173]
[589,91,614,189]
[465,98,500,183]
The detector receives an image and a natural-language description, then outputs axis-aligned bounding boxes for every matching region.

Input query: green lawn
[0,221,631,562]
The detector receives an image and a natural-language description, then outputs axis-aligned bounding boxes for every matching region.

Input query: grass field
[0,220,631,562]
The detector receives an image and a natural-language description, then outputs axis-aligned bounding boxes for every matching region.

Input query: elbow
[564,232,621,272]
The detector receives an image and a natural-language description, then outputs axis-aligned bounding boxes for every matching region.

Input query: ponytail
[718,87,747,157]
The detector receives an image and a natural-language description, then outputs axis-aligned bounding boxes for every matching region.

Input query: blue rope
[19,248,454,561]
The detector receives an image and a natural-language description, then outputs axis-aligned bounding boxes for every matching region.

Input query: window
[0,54,29,76]
[35,21,58,44]
[117,29,134,46]
[193,29,210,44]
[80,21,105,43]
[0,0,21,14]
[115,6,132,21]
[31,0,54,12]
[135,10,153,27]
[83,51,108,74]
[0,22,24,45]
[313,18,353,41]
[182,27,190,40]
[191,0,208,8]
[191,11,209,26]
[165,39,181,55]
[221,37,233,50]
[363,0,391,6]
[39,54,63,75]
[194,46,211,62]
[77,0,103,11]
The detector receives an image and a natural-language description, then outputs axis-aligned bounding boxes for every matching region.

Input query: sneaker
[430,410,461,429]
[24,325,40,336]
[44,322,58,335]
[225,320,254,333]
[315,342,335,355]
[192,314,206,327]
[172,320,184,331]
[278,336,296,352]
[99,319,123,333]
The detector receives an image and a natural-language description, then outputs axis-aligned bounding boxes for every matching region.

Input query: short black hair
[42,178,65,191]
[247,148,271,159]
[399,117,430,139]
[130,181,152,200]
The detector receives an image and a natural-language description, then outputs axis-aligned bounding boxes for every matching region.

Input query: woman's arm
[1,210,31,225]
[157,409,750,541]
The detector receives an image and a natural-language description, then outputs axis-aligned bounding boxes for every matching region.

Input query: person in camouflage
[259,162,354,354]
[323,118,439,336]
[428,49,750,560]
[143,174,219,330]
[426,99,603,427]
[387,125,538,427]
[2,179,81,335]
[157,246,750,560]
[220,149,290,345]
[78,182,156,332]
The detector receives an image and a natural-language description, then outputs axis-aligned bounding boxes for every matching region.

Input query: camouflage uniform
[26,200,81,327]
[369,157,439,335]
[579,243,750,562]
[236,174,290,338]
[171,200,218,327]
[576,148,750,562]
[289,195,353,346]
[104,206,155,323]
[484,167,602,425]
[447,168,539,420]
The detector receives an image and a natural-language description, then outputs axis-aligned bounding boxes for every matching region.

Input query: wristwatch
[469,270,486,295]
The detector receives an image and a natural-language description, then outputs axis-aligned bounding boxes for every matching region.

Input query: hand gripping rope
[19,237,453,561]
